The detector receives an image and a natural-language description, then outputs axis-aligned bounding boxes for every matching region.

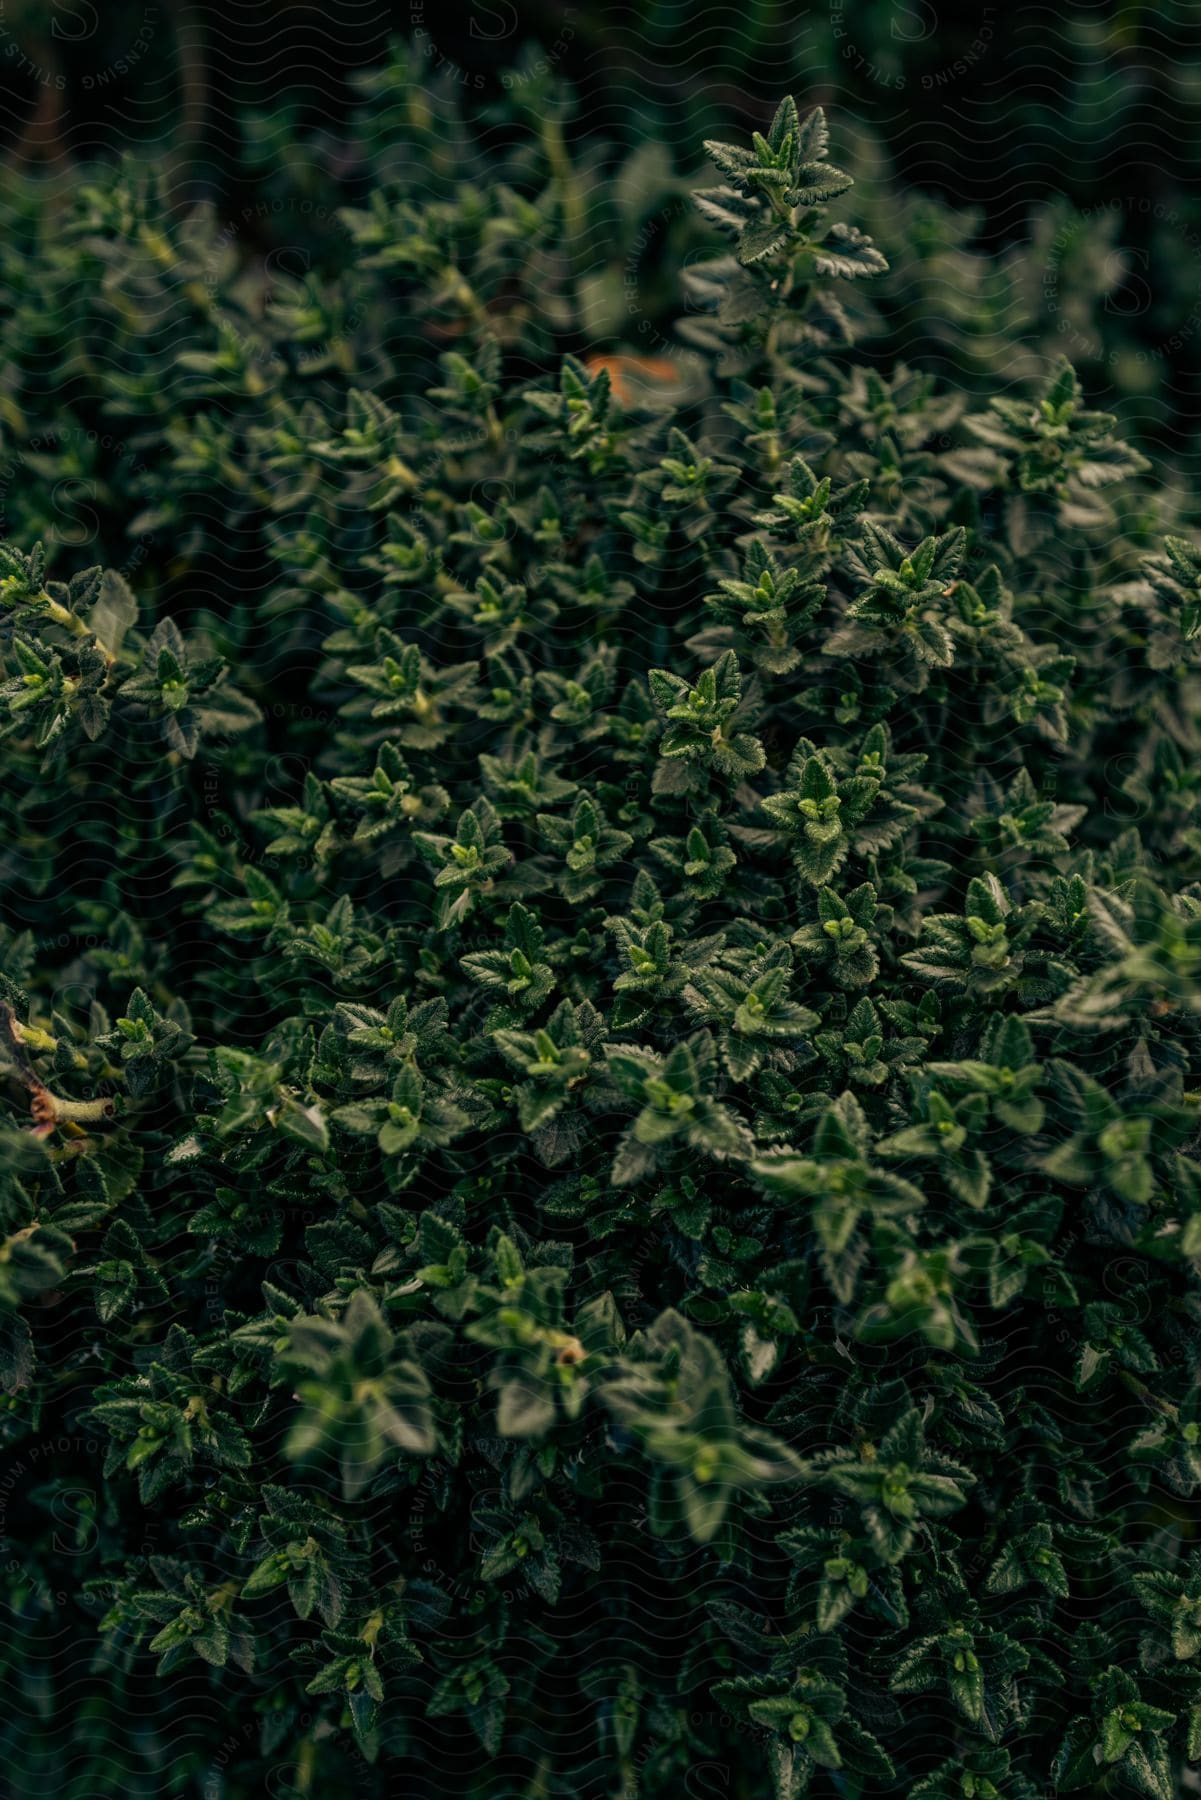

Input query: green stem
[542,117,586,273]
[42,594,116,665]
[48,1094,117,1125]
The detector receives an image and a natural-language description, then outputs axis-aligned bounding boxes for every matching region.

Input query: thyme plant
[0,82,1198,1800]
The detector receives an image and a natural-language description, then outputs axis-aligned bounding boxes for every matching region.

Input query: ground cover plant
[1,66,1201,1800]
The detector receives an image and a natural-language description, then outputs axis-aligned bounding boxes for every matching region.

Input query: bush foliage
[2,71,1201,1800]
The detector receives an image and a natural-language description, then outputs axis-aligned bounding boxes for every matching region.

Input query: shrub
[1,82,1200,1800]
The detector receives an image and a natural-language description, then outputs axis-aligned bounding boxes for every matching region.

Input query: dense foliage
[2,69,1201,1800]
[7,3,1201,468]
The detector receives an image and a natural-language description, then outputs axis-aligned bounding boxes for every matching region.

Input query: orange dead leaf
[584,354,681,406]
